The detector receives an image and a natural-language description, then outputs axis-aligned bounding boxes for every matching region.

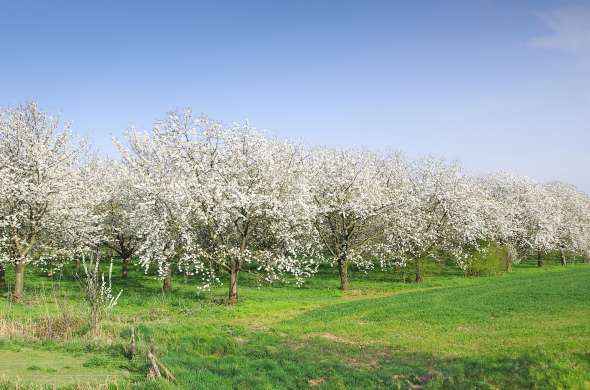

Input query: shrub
[464,242,509,276]
[77,252,122,336]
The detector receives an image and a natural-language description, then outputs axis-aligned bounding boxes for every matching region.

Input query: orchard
[1,102,589,388]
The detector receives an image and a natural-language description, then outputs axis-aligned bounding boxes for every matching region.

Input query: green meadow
[1,259,589,389]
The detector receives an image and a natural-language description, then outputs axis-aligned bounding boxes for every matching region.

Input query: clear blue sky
[1,1,589,192]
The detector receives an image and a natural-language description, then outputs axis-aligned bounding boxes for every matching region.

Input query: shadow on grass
[150,329,590,390]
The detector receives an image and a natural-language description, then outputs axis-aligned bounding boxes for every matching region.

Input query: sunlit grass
[0,258,589,389]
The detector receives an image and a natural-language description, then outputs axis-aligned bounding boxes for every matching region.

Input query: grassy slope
[0,261,589,389]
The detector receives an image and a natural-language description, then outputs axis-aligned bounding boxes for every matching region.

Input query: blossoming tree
[98,161,142,278]
[119,111,317,302]
[0,102,89,299]
[382,158,488,282]
[307,149,405,290]
[544,182,590,265]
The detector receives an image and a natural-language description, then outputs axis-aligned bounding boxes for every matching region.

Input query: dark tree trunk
[537,251,544,267]
[415,258,424,283]
[0,264,5,289]
[122,256,130,278]
[229,261,239,305]
[559,248,567,266]
[14,262,26,300]
[338,254,349,291]
[74,258,81,273]
[163,265,172,291]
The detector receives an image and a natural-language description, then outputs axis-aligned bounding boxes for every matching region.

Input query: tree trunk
[14,262,26,300]
[122,256,130,278]
[74,258,81,273]
[338,255,349,291]
[505,257,512,273]
[229,261,239,305]
[537,251,544,267]
[559,248,567,266]
[163,265,172,291]
[505,244,516,273]
[415,258,423,283]
[0,264,5,289]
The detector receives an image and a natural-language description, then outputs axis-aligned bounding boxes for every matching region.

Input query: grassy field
[1,259,589,389]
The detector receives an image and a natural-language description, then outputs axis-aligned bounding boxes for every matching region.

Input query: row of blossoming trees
[1,103,589,303]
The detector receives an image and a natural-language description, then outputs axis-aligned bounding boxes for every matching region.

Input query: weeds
[0,286,83,341]
[76,252,122,337]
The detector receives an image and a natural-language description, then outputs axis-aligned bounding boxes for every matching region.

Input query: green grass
[0,349,128,387]
[1,258,589,389]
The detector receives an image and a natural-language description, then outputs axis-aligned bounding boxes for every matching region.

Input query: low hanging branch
[147,342,176,382]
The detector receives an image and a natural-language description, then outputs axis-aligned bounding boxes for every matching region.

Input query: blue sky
[1,1,589,191]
